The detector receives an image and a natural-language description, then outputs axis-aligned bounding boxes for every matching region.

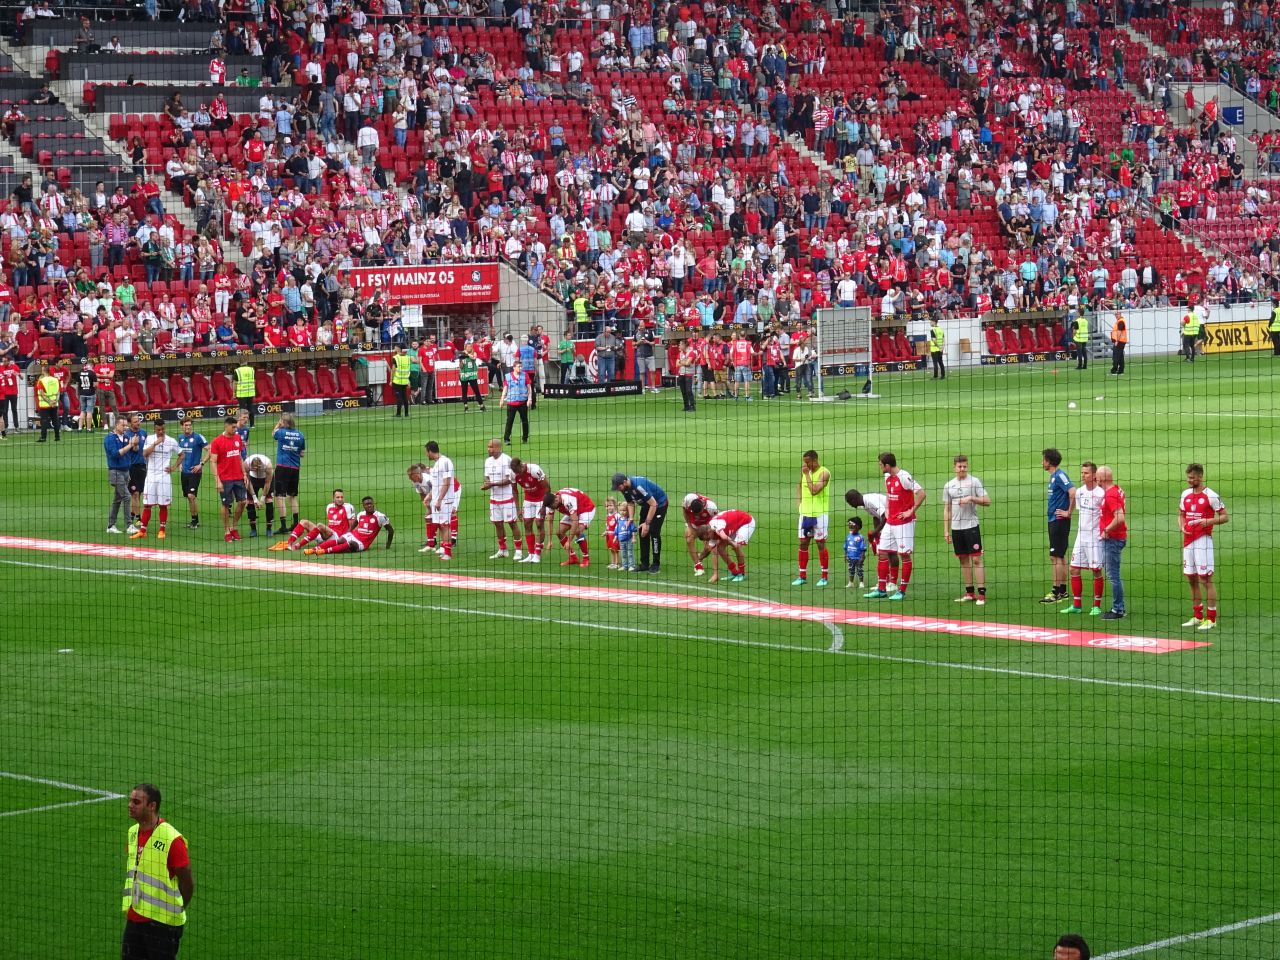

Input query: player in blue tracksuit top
[844,516,868,588]
[271,413,306,533]
[123,413,149,532]
[611,473,668,572]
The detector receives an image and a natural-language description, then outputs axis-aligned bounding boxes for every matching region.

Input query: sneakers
[815,578,828,587]
[303,547,320,556]
[230,530,242,542]
[1088,606,1101,617]
[1100,609,1125,620]
[224,532,234,543]
[156,529,166,540]
[513,551,524,561]
[249,528,259,538]
[186,519,199,529]
[417,545,434,553]
[975,598,986,606]
[1181,617,1202,627]
[791,577,807,586]
[489,550,509,559]
[580,559,590,568]
[106,525,122,535]
[1197,620,1216,631]
[126,524,139,535]
[635,565,651,573]
[885,591,905,601]
[526,554,541,564]
[647,564,659,574]
[1061,605,1081,615]
[435,546,446,556]
[729,574,745,582]
[693,565,705,576]
[1039,591,1063,604]
[560,556,580,567]
[269,541,292,552]
[864,589,888,598]
[955,594,975,603]
[607,563,620,570]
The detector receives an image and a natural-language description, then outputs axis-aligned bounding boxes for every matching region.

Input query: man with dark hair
[1041,447,1075,604]
[1053,933,1090,960]
[866,451,924,600]
[123,782,194,959]
[612,472,668,573]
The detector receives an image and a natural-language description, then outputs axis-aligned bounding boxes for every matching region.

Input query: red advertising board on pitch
[343,263,500,305]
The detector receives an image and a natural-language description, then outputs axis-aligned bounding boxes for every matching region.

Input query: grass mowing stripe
[1096,910,1280,959]
[5,556,1274,706]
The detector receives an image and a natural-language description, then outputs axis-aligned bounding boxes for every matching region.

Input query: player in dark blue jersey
[271,413,306,534]
[177,418,210,529]
[1041,447,1077,604]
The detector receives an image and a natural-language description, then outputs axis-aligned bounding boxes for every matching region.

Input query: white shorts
[341,533,369,552]
[522,498,545,521]
[431,490,460,524]
[142,475,174,506]
[879,521,915,555]
[798,514,829,540]
[561,508,595,527]
[729,519,756,546]
[1070,538,1102,570]
[489,500,518,523]
[1183,538,1215,576]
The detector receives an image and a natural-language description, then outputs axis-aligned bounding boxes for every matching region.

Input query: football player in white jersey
[480,438,522,560]
[1062,462,1105,616]
[425,440,460,560]
[128,420,182,540]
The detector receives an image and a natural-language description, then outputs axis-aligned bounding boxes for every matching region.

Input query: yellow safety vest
[1182,314,1201,336]
[1073,315,1089,343]
[930,326,945,351]
[799,465,830,516]
[35,374,59,409]
[392,353,411,385]
[572,297,590,323]
[123,821,187,926]
[1270,307,1280,333]
[234,365,256,398]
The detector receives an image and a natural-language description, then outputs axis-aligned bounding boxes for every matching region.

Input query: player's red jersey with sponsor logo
[554,488,594,516]
[515,463,549,502]
[884,469,921,525]
[351,509,389,546]
[710,509,753,538]
[1180,487,1224,547]
[0,362,19,396]
[683,493,718,526]
[326,501,357,535]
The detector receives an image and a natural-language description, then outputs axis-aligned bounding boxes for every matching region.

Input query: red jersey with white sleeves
[0,362,19,396]
[326,501,357,535]
[1180,486,1224,547]
[682,493,719,526]
[884,469,922,525]
[514,463,549,503]
[350,509,390,547]
[710,509,753,539]
[555,489,595,516]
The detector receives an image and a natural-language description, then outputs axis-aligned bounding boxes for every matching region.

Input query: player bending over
[543,488,596,568]
[270,489,357,551]
[304,497,393,555]
[694,509,756,583]
[845,487,894,591]
[682,492,719,576]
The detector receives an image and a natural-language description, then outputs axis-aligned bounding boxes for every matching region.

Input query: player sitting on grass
[693,509,755,583]
[304,497,393,555]
[270,489,357,552]
[543,488,595,568]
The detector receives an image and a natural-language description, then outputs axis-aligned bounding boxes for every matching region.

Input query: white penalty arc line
[1097,910,1280,959]
[4,557,1276,706]
[0,794,120,819]
[0,770,123,798]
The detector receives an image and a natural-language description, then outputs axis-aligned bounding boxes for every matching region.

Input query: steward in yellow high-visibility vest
[123,783,193,958]
[391,346,412,417]
[1073,313,1089,370]
[1269,303,1280,357]
[233,362,257,425]
[1181,309,1202,363]
[929,316,946,380]
[35,363,61,441]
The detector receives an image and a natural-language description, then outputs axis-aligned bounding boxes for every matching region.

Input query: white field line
[0,771,125,819]
[1096,910,1280,958]
[4,558,1277,706]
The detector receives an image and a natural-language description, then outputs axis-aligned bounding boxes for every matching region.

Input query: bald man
[1097,465,1128,620]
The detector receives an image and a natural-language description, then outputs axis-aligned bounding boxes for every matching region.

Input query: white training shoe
[106,526,122,534]
[975,598,986,606]
[435,546,446,556]
[489,550,509,559]
[607,563,619,570]
[527,554,541,563]
[513,551,524,561]
[418,545,435,553]
[126,524,139,535]
[1181,617,1201,627]
[693,567,705,577]
[1197,620,1216,631]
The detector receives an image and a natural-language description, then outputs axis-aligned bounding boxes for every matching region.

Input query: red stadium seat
[893,332,913,361]
[189,372,213,405]
[1035,324,1055,352]
[984,327,1006,355]
[113,382,127,409]
[315,364,339,397]
[1000,327,1021,354]
[336,363,359,395]
[210,371,235,406]
[168,373,193,406]
[254,368,277,402]
[145,374,171,408]
[294,366,320,398]
[1017,325,1037,352]
[122,377,148,409]
[273,366,297,400]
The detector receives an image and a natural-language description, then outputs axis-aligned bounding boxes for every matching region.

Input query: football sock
[818,545,829,578]
[965,585,976,595]
[1193,603,1204,620]
[525,534,535,553]
[899,558,913,589]
[1206,606,1217,623]
[426,522,439,547]
[498,535,507,551]
[1092,577,1104,606]
[577,536,589,560]
[797,546,809,579]
[266,502,275,526]
[977,586,986,596]
[327,540,351,554]
[291,512,299,527]
[288,522,305,546]
[876,556,890,591]
[302,528,322,546]
[1070,573,1083,606]
[158,506,168,527]
[450,516,459,540]
[535,541,544,556]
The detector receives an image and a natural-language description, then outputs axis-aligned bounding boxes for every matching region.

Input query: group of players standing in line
[104,412,1230,628]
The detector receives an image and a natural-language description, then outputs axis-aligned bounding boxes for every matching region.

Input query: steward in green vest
[1073,313,1089,370]
[35,364,61,442]
[123,783,193,958]
[572,293,591,333]
[460,347,486,411]
[1269,303,1280,357]
[233,362,257,425]
[929,316,946,380]
[391,346,412,417]
[1181,309,1202,363]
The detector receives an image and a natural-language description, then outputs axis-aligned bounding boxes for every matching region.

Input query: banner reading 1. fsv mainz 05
[342,263,501,305]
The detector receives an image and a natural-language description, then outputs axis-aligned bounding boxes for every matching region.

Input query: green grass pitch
[1,354,1278,958]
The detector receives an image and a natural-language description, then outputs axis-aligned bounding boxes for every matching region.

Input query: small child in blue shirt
[616,502,637,572]
[844,517,868,589]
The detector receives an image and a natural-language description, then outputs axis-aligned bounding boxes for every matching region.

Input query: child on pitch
[844,517,868,589]
[604,496,621,569]
[616,502,637,572]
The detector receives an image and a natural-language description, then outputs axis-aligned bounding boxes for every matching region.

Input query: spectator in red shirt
[208,415,249,542]
[1098,465,1128,620]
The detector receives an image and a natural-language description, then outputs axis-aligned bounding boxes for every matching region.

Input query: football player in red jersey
[682,492,719,576]
[305,497,393,555]
[694,509,756,583]
[510,458,550,562]
[270,489,357,551]
[543,488,595,567]
[866,452,925,600]
[1179,463,1228,630]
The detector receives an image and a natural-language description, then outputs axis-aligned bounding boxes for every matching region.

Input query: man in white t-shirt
[942,455,991,605]
[480,438,522,560]
[425,440,460,559]
[1061,461,1105,615]
[129,420,181,540]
